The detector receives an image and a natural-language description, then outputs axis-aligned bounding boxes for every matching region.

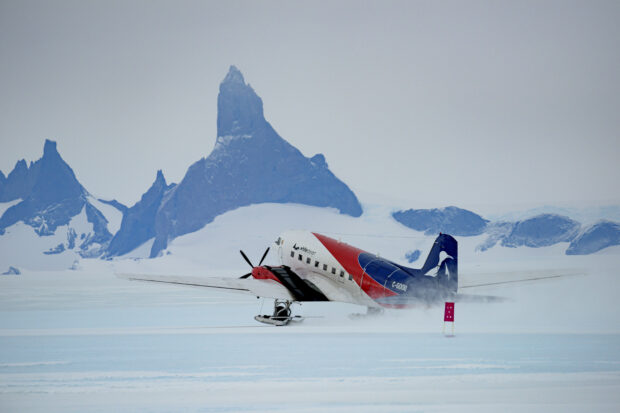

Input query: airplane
[124,230,459,325]
[122,230,576,326]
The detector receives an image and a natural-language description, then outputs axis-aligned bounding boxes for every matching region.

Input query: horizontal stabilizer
[459,269,584,289]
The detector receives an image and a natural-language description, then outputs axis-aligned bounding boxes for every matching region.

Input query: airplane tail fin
[419,233,458,292]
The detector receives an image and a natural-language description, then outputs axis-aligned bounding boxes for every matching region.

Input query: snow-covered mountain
[392,206,489,236]
[0,140,122,270]
[566,221,620,255]
[108,66,363,258]
[500,214,580,248]
[2,67,619,270]
[0,140,87,236]
[393,206,620,255]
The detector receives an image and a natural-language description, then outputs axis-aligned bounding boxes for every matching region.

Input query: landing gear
[254,299,304,326]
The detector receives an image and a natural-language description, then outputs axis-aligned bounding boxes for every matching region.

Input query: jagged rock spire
[147,66,362,257]
[105,169,174,257]
[216,65,266,139]
[222,65,245,84]
[43,139,59,157]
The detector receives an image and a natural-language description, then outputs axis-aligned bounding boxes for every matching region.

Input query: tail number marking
[391,281,407,292]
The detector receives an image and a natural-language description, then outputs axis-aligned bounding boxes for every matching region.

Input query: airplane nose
[252,266,278,282]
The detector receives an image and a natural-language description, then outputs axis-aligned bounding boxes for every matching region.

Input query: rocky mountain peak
[222,65,245,85]
[0,140,114,257]
[154,169,166,186]
[142,66,363,257]
[217,66,266,139]
[105,169,175,258]
[11,159,28,174]
[1,159,32,202]
[31,140,84,206]
[141,170,170,203]
[43,139,60,158]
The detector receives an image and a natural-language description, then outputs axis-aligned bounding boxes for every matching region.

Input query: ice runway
[1,258,619,412]
[1,330,619,412]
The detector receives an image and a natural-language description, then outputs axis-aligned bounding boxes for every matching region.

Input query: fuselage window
[323,264,328,271]
[290,251,295,258]
[315,261,319,267]
[306,257,311,264]
[340,270,344,278]
[331,267,336,275]
[348,274,353,281]
[298,254,303,261]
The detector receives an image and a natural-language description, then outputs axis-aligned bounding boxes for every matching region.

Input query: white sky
[1,0,619,209]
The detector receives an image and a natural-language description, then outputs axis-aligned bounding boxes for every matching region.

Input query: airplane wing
[458,269,585,289]
[374,269,585,306]
[118,273,295,301]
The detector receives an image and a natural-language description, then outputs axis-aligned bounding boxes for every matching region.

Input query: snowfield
[1,203,619,412]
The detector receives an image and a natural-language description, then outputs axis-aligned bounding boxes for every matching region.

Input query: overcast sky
[1,0,619,210]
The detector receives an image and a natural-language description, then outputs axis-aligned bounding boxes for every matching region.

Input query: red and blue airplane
[125,230,461,325]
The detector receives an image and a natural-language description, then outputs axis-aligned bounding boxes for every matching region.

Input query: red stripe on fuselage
[312,233,397,300]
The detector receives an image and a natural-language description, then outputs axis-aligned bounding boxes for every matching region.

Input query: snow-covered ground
[1,203,619,411]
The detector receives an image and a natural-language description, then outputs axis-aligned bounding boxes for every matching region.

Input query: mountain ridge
[393,206,620,255]
[1,66,618,264]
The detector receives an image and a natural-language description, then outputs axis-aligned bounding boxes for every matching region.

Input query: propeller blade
[239,250,254,268]
[258,247,270,266]
[239,272,252,279]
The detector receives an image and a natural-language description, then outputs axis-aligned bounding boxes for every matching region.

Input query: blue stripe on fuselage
[357,252,412,294]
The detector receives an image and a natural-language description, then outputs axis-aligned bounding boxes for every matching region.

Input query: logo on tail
[420,233,458,292]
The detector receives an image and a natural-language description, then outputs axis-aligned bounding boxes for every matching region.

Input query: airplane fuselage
[251,230,458,308]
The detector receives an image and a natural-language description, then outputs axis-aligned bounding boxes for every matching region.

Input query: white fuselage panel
[275,230,377,307]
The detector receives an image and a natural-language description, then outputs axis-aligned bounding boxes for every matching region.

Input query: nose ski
[255,299,305,326]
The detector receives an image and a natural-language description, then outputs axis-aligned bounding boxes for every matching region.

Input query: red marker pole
[443,302,455,337]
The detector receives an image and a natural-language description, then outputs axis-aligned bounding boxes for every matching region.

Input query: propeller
[240,250,254,268]
[239,247,270,279]
[258,247,270,266]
